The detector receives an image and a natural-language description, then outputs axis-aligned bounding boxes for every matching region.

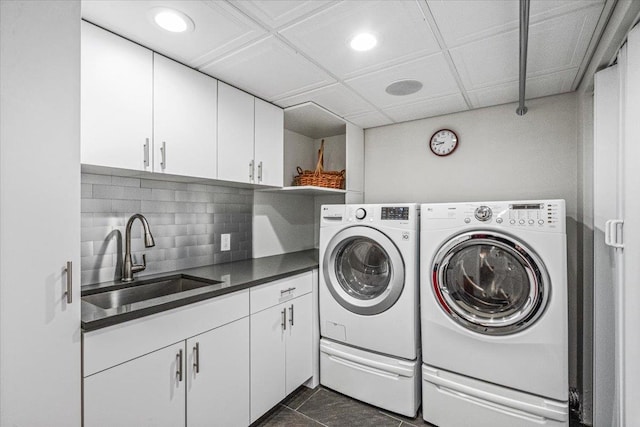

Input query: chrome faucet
[122,213,155,282]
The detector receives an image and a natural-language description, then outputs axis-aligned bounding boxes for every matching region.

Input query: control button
[528,219,534,225]
[519,219,525,225]
[510,219,516,225]
[355,208,367,220]
[539,220,545,225]
[474,206,493,222]
[464,218,471,224]
[496,218,503,224]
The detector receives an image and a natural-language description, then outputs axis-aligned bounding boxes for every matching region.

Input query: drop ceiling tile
[81,0,266,66]
[273,83,373,117]
[427,0,604,48]
[382,93,468,123]
[344,111,394,129]
[199,35,335,101]
[279,0,440,79]
[345,54,460,109]
[467,68,577,108]
[230,0,337,29]
[449,4,602,90]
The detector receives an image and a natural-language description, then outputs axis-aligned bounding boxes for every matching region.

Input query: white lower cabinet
[187,317,250,427]
[83,291,250,427]
[250,273,314,423]
[84,342,186,427]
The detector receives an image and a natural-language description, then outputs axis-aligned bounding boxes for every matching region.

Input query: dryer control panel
[321,204,419,229]
[422,200,565,233]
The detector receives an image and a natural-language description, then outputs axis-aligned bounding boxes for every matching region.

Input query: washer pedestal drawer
[421,364,568,427]
[319,338,420,417]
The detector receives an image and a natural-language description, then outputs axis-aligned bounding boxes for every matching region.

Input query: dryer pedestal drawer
[320,338,420,417]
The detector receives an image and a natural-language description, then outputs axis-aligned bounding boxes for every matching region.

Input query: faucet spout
[122,213,155,282]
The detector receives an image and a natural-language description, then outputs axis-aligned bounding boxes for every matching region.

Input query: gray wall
[81,173,253,286]
[364,92,580,389]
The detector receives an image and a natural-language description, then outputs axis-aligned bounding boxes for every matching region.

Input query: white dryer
[420,200,568,427]
[319,204,420,417]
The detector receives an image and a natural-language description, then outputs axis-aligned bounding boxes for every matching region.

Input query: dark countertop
[81,249,319,332]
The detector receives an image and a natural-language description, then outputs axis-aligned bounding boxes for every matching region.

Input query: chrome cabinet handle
[280,287,296,295]
[289,304,294,326]
[177,349,183,382]
[160,141,166,169]
[143,138,150,167]
[193,342,200,374]
[258,161,263,183]
[249,160,254,182]
[281,308,287,331]
[64,261,72,304]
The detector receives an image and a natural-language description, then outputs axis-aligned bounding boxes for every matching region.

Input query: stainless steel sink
[82,276,222,309]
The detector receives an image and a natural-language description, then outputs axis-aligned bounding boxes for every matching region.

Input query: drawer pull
[280,287,296,295]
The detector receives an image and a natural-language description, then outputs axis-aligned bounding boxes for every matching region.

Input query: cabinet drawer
[250,272,312,314]
[84,290,249,377]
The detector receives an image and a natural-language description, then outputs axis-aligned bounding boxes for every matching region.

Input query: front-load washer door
[323,226,405,315]
[432,231,550,335]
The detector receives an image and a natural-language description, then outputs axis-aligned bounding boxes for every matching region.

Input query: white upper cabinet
[255,98,284,187]
[153,54,217,180]
[81,21,153,171]
[218,82,255,183]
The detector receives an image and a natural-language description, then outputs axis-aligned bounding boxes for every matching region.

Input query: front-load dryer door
[323,226,405,315]
[432,231,550,335]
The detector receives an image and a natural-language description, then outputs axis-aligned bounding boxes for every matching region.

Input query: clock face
[430,129,458,156]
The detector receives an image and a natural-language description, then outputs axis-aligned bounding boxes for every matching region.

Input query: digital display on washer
[381,207,409,220]
[510,203,544,210]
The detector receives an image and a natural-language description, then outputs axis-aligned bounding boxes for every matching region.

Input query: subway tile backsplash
[81,173,253,286]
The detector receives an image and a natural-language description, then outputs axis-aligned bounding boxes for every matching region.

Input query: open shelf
[259,185,346,196]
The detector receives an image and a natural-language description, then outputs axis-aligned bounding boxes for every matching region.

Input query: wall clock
[429,129,459,157]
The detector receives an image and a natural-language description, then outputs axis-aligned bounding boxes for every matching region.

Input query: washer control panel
[423,200,565,232]
[381,206,410,221]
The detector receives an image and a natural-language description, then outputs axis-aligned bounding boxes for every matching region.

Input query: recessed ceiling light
[350,33,377,51]
[150,7,195,33]
[385,79,423,96]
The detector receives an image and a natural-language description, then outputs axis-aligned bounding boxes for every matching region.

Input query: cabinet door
[81,21,152,171]
[84,343,186,427]
[217,82,255,183]
[254,98,284,187]
[153,54,217,179]
[285,293,314,394]
[187,317,250,427]
[250,304,286,423]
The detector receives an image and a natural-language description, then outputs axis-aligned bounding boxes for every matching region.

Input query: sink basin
[82,275,222,309]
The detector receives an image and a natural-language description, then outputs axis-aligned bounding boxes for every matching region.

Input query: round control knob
[519,219,525,225]
[538,220,545,225]
[464,218,471,224]
[510,219,516,225]
[474,206,492,222]
[528,219,534,225]
[496,218,503,224]
[355,208,367,220]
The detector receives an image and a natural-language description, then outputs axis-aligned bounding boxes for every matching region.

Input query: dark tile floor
[252,385,587,427]
[252,386,434,427]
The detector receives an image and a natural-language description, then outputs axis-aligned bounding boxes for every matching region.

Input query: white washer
[420,200,569,427]
[319,204,420,417]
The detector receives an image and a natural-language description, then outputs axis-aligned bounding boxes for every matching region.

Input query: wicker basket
[293,140,345,189]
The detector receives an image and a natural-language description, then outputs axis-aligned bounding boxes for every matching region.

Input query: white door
[81,21,153,171]
[153,54,217,179]
[1,2,81,425]
[622,26,640,427]
[250,303,286,423]
[218,82,255,183]
[83,343,186,427]
[285,293,313,394]
[254,98,284,187]
[187,317,250,427]
[593,63,621,426]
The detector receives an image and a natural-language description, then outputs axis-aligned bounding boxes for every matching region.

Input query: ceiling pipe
[516,0,530,116]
